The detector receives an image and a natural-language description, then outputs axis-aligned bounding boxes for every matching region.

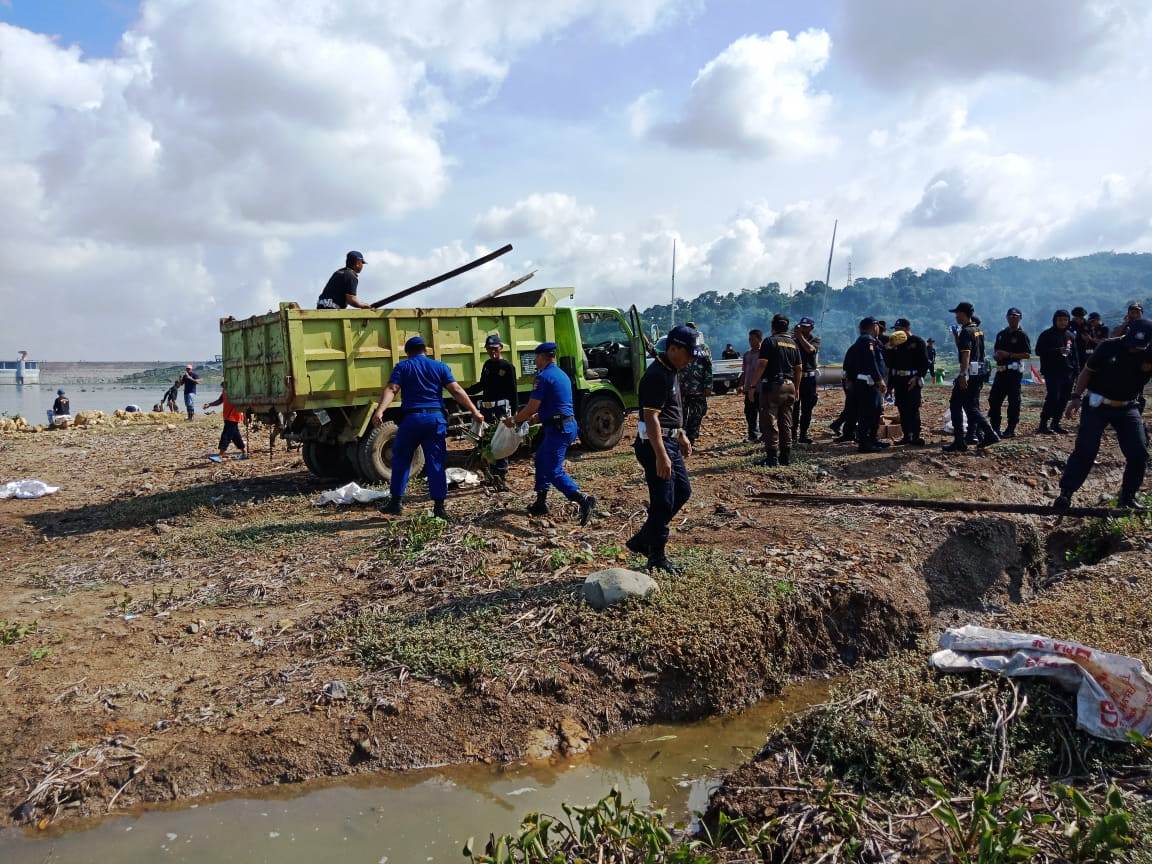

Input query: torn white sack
[1,479,60,500]
[930,624,1152,742]
[314,482,389,506]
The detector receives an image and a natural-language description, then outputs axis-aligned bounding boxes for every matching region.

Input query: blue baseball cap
[666,324,698,350]
[1123,318,1152,348]
[858,316,877,331]
[1007,307,1023,317]
[346,250,365,263]
[484,334,503,348]
[57,388,65,395]
[404,335,426,352]
[797,316,815,327]
[534,341,557,354]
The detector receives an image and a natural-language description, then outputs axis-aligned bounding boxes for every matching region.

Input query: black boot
[977,428,1000,449]
[575,494,596,526]
[625,535,650,557]
[942,440,967,453]
[432,499,448,519]
[1037,411,1051,434]
[758,447,779,467]
[1118,493,1147,511]
[527,491,549,517]
[1052,493,1071,510]
[779,448,791,466]
[382,495,403,516]
[1002,425,1017,439]
[647,547,683,574]
[1051,424,1070,435]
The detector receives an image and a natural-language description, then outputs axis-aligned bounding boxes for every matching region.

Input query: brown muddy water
[0,680,831,863]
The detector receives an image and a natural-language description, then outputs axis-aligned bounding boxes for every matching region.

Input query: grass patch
[1063,492,1152,565]
[0,620,37,645]
[377,514,448,561]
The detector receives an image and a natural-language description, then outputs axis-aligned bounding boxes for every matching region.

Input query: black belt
[405,407,444,414]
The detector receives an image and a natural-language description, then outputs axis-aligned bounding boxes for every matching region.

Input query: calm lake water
[0,680,832,864]
[0,384,193,419]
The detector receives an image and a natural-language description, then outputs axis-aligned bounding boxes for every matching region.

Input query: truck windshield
[577,311,630,347]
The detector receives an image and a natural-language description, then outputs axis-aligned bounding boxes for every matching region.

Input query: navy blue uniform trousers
[535,420,581,496]
[390,411,448,501]
[633,436,691,551]
[1060,403,1147,499]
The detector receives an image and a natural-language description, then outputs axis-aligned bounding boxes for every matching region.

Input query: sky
[1,0,1151,359]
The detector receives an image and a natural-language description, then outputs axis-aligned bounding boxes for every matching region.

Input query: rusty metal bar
[749,490,1128,519]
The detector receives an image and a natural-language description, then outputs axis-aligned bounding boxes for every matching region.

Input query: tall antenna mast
[670,239,677,330]
[845,259,853,288]
[819,219,838,324]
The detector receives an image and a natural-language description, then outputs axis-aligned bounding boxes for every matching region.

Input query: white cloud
[839,0,1143,88]
[1043,170,1152,255]
[474,193,596,242]
[632,30,835,158]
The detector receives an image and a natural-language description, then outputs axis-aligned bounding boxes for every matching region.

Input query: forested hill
[639,252,1152,361]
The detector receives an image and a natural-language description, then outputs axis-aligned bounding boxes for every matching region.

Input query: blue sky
[1,0,1150,357]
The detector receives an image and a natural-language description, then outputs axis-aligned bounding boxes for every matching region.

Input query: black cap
[893,317,911,329]
[858,316,877,332]
[666,324,699,350]
[1088,311,1102,320]
[949,302,975,315]
[1129,302,1144,312]
[1007,307,1022,317]
[484,334,503,348]
[1124,318,1152,348]
[1071,306,1087,317]
[346,250,365,262]
[1054,309,1071,319]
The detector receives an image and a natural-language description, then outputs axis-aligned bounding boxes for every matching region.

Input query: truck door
[628,305,651,387]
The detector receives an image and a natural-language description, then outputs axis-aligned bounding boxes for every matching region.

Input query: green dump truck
[221,287,648,483]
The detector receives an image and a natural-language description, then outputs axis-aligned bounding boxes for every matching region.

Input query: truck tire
[301,441,349,479]
[358,420,425,485]
[712,381,728,395]
[578,393,625,450]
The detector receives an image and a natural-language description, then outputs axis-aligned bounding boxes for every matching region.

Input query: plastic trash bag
[941,409,967,435]
[314,482,389,506]
[1,479,60,500]
[445,468,481,487]
[930,625,1152,742]
[487,421,528,462]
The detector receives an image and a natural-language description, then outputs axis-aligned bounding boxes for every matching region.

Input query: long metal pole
[670,239,677,330]
[819,219,838,324]
[750,490,1124,519]
[371,244,513,308]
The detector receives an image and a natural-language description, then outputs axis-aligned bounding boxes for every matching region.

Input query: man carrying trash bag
[467,334,517,490]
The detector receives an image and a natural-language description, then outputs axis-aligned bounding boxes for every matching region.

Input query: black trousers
[744,392,760,440]
[835,384,858,438]
[1041,372,1074,428]
[987,370,1023,432]
[1060,403,1147,499]
[852,380,881,446]
[949,376,995,443]
[219,420,245,452]
[892,376,921,440]
[683,396,708,443]
[632,437,692,553]
[791,375,818,439]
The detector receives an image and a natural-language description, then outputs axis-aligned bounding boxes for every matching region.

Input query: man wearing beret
[626,325,697,572]
[508,342,596,525]
[372,335,485,518]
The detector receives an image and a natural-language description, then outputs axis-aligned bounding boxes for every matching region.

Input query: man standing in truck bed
[317,251,374,310]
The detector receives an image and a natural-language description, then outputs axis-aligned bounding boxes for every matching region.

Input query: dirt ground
[1,383,1147,830]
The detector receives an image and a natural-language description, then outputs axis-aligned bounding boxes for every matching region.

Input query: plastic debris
[314,482,390,506]
[445,467,481,486]
[1,479,60,500]
[930,625,1152,742]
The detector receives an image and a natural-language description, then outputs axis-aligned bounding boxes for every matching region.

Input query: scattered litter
[1,479,60,500]
[486,421,529,462]
[314,482,390,506]
[506,787,537,797]
[643,734,678,743]
[445,467,481,487]
[323,680,349,701]
[930,625,1152,742]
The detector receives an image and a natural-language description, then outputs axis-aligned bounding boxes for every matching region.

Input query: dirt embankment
[0,386,1144,832]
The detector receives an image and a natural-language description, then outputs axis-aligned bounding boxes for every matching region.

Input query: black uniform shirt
[1035,326,1078,376]
[1086,339,1152,402]
[844,335,886,382]
[956,323,986,364]
[317,267,359,309]
[797,333,820,371]
[993,327,1032,367]
[757,333,802,384]
[467,357,517,404]
[886,334,930,376]
[637,355,683,433]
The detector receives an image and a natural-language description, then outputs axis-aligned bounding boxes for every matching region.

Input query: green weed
[0,620,37,645]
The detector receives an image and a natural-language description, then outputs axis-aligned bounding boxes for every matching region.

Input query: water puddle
[0,679,831,863]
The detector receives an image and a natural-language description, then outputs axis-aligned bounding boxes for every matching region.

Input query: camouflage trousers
[683,395,708,443]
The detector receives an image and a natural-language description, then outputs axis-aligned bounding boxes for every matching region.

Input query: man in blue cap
[466,334,518,488]
[843,317,888,453]
[1055,318,1152,510]
[627,325,697,572]
[507,342,596,524]
[371,335,485,518]
[317,251,373,310]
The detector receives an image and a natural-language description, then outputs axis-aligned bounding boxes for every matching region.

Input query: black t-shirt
[956,323,986,364]
[317,267,359,309]
[758,333,802,384]
[467,358,518,404]
[637,355,682,433]
[886,334,930,376]
[1035,326,1077,375]
[52,396,70,415]
[993,327,1032,365]
[796,333,820,371]
[1086,338,1152,402]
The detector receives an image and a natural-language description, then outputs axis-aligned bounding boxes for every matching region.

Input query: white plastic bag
[445,468,481,487]
[930,625,1152,742]
[1,479,60,500]
[941,409,967,435]
[314,482,389,506]
[488,422,527,461]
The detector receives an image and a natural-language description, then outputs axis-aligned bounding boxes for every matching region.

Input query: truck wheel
[578,393,625,450]
[358,421,425,484]
[301,441,348,479]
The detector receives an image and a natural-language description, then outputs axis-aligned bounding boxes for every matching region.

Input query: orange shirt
[222,395,244,424]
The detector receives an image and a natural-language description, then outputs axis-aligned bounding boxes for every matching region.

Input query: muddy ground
[1,384,1147,834]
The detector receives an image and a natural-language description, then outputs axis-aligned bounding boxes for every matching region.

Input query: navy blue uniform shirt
[845,335,886,383]
[531,362,575,420]
[389,354,455,409]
